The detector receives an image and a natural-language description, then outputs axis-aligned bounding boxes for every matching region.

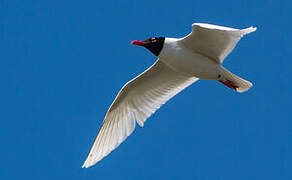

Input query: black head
[131,37,165,56]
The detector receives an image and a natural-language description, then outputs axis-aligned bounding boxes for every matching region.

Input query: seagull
[82,23,257,168]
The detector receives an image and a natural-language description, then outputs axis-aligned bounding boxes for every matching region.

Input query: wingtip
[250,26,257,32]
[242,26,257,34]
[82,158,94,168]
[81,162,88,168]
[82,155,103,168]
[81,162,91,168]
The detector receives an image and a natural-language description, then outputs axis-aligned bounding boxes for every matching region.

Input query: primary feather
[82,60,198,168]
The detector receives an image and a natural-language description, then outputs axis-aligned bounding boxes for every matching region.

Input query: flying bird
[82,23,257,168]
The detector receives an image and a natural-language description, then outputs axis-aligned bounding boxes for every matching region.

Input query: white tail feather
[220,67,253,93]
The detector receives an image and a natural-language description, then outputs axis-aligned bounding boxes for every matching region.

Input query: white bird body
[160,37,221,80]
[82,23,257,168]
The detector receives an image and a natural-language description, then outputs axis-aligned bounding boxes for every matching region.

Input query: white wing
[181,23,257,64]
[82,60,198,168]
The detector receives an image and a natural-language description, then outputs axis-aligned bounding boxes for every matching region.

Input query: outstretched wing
[82,60,198,168]
[181,23,257,64]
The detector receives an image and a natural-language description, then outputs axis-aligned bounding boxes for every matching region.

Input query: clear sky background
[0,0,291,179]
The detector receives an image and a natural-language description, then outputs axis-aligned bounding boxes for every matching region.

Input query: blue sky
[0,0,291,179]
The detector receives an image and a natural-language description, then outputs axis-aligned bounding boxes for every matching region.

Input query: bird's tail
[218,67,253,93]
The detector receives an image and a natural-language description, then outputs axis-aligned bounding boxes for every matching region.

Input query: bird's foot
[218,79,239,90]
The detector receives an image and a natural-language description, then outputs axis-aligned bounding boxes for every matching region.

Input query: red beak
[131,40,146,46]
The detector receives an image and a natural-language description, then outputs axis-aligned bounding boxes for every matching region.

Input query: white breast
[158,38,221,80]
